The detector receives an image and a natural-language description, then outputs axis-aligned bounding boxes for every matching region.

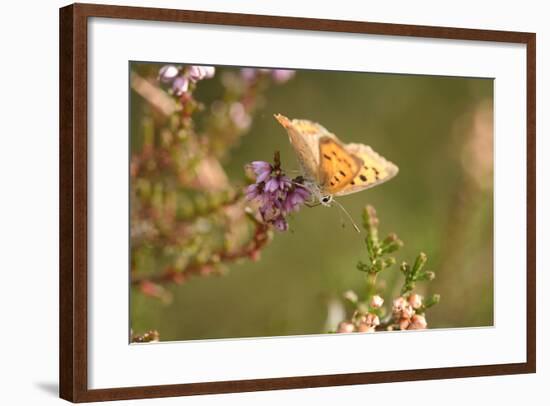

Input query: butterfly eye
[321,196,332,204]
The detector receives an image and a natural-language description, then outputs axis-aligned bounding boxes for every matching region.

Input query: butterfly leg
[305,201,321,208]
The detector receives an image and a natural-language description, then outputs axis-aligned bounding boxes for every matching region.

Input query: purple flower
[188,65,216,82]
[259,197,280,221]
[239,68,296,84]
[283,186,311,213]
[240,68,258,82]
[249,161,272,183]
[229,102,252,130]
[271,69,296,83]
[273,215,289,231]
[245,153,310,232]
[159,65,216,99]
[158,65,180,84]
[202,66,216,79]
[265,175,291,193]
[245,183,261,200]
[172,76,189,96]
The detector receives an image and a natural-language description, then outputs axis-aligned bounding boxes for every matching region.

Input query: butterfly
[274,114,398,207]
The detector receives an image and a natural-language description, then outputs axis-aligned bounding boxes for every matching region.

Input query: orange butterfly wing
[318,137,362,194]
[333,143,399,196]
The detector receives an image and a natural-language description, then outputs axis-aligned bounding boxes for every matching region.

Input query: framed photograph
[59,3,536,402]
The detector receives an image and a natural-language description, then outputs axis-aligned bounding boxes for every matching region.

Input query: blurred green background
[130,64,493,341]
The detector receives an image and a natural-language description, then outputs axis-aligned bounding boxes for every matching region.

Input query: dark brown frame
[59,2,536,402]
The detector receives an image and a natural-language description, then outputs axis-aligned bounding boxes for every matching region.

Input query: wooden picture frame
[59,3,536,402]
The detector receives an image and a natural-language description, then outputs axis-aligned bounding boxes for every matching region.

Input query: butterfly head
[320,195,333,207]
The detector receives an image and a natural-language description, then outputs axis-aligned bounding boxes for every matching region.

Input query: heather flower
[172,76,189,96]
[357,323,375,333]
[343,290,358,303]
[187,65,203,81]
[202,66,216,79]
[258,196,282,222]
[229,102,252,130]
[240,68,296,84]
[409,314,428,330]
[352,312,380,333]
[245,183,262,200]
[188,65,216,82]
[271,69,296,83]
[361,313,380,327]
[273,215,289,232]
[393,296,415,320]
[392,297,408,313]
[401,303,415,319]
[158,65,215,98]
[370,295,384,309]
[158,65,179,83]
[283,187,311,213]
[408,293,423,309]
[249,161,272,183]
[265,175,292,193]
[245,153,310,231]
[240,68,257,82]
[399,318,411,330]
[337,321,355,333]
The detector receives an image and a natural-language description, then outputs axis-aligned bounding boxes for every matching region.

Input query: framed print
[59,3,536,402]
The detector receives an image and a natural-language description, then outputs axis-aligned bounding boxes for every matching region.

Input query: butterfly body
[274,114,398,204]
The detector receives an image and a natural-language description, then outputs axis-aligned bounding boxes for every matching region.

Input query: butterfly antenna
[336,203,346,230]
[332,199,361,233]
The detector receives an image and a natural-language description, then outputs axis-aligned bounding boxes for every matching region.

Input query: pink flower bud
[393,296,414,319]
[408,293,423,309]
[357,323,376,333]
[337,321,355,333]
[199,265,214,276]
[343,290,358,303]
[408,314,428,330]
[364,313,380,327]
[399,317,411,330]
[248,250,261,262]
[229,102,251,130]
[240,68,257,82]
[140,280,159,297]
[392,297,407,312]
[202,66,216,79]
[187,65,216,82]
[171,76,189,96]
[158,65,179,83]
[271,69,295,83]
[187,65,204,82]
[370,295,384,309]
[402,304,415,319]
[171,272,186,285]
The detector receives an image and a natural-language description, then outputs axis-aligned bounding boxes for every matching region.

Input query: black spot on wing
[359,174,367,182]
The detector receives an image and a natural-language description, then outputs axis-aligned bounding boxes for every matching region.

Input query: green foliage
[130,64,281,294]
[337,205,440,332]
